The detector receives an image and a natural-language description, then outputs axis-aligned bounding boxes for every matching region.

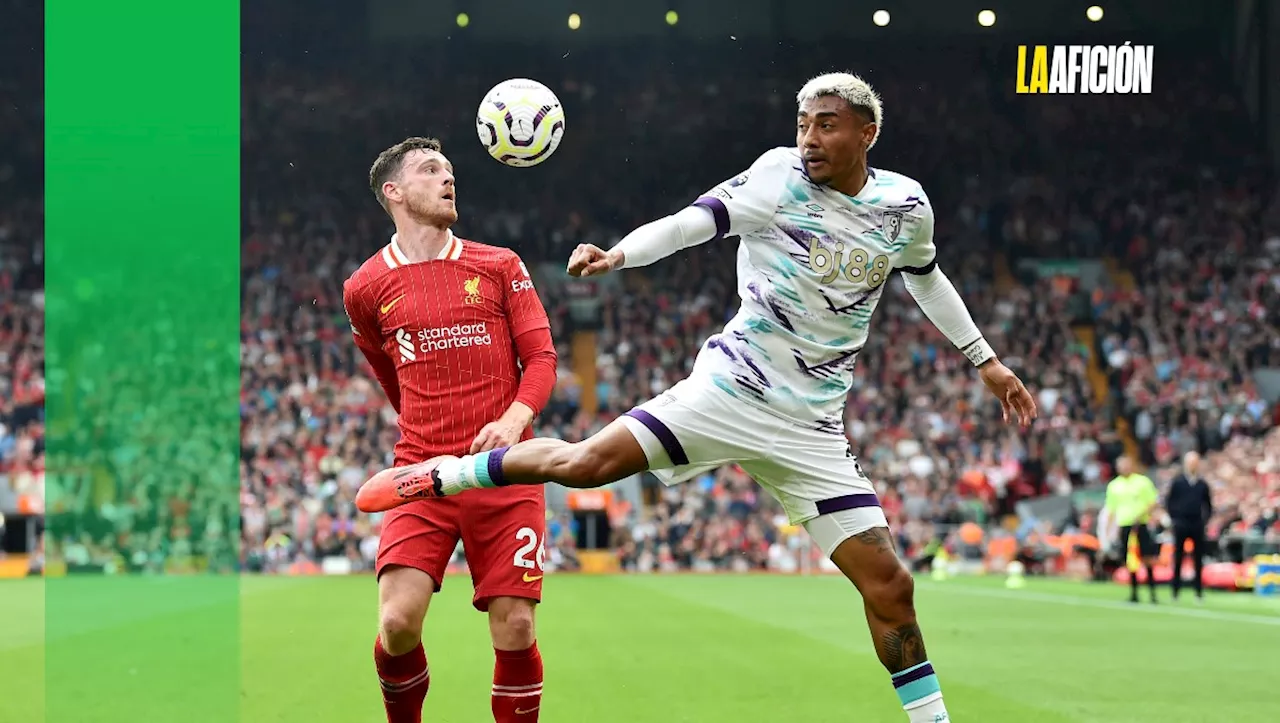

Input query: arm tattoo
[881,622,929,672]
[853,527,896,555]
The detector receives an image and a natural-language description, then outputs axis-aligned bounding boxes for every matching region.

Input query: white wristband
[961,338,996,367]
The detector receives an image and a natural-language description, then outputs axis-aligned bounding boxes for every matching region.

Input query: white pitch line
[916,582,1280,626]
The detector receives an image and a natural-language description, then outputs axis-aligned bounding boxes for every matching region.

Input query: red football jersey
[343,232,551,465]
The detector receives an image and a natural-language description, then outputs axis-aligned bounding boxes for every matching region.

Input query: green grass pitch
[3,573,1277,722]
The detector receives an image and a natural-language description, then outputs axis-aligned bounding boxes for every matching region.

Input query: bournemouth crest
[882,211,904,242]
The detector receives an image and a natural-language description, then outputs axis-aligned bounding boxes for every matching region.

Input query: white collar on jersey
[383,230,463,268]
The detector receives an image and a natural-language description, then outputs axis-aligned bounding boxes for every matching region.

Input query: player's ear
[862,122,877,149]
[382,180,401,204]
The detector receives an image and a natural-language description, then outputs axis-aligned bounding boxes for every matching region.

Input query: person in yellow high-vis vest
[1105,456,1161,604]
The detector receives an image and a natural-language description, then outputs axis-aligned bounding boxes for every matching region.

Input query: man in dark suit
[1165,451,1213,602]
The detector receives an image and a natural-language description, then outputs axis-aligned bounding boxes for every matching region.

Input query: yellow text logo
[1016,43,1152,94]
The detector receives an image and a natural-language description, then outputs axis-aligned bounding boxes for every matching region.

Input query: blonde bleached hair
[796,72,883,149]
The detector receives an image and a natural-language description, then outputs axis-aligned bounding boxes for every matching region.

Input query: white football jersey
[687,146,937,429]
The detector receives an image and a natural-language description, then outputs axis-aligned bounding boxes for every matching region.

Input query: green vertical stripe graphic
[45,2,241,722]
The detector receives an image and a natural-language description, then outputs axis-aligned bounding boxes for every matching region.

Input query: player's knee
[489,599,537,650]
[866,563,916,624]
[379,605,424,655]
[882,564,917,620]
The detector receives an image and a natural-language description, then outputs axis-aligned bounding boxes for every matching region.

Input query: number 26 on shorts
[513,526,546,572]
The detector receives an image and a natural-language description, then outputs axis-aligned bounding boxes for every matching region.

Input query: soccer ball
[475,78,566,167]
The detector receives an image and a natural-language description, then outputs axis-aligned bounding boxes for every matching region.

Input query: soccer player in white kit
[358,72,1039,722]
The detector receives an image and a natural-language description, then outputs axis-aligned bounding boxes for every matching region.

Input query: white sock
[435,454,494,495]
[905,696,949,722]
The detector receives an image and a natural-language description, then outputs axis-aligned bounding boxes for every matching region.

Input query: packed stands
[240,43,1275,574]
[29,42,1279,576]
[0,18,45,576]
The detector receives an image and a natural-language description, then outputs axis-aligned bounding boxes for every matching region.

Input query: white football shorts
[618,377,888,557]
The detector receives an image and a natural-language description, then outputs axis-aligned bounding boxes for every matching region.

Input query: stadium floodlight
[977,9,996,26]
[873,10,890,27]
[568,13,581,30]
[1086,6,1104,21]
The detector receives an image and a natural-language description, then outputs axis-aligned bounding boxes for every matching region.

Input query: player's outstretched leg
[356,421,650,512]
[375,566,434,723]
[488,597,543,721]
[830,528,950,723]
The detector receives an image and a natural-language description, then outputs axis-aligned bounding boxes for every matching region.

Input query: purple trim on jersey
[707,335,738,361]
[693,196,730,239]
[741,351,772,388]
[624,409,690,466]
[815,492,881,516]
[794,346,862,380]
[892,663,936,688]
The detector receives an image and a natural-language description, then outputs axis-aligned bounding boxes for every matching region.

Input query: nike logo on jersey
[515,706,540,715]
[522,572,543,583]
[380,294,406,314]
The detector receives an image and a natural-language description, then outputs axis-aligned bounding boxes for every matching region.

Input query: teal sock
[892,662,948,722]
[438,448,516,496]
[469,451,497,488]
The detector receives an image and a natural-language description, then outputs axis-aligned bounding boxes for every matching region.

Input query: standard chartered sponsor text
[417,323,492,352]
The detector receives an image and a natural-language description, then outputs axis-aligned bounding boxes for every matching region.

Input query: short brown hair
[369,136,443,212]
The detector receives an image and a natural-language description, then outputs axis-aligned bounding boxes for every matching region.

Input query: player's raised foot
[355,456,458,513]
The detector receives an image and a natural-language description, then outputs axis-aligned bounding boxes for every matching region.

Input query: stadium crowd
[0,198,43,527]
[0,9,45,568]
[21,42,1280,574]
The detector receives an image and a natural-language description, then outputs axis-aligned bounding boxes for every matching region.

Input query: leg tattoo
[853,527,897,556]
[880,622,929,672]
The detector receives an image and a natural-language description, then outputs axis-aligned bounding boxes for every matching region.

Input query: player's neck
[393,224,452,263]
[829,157,870,197]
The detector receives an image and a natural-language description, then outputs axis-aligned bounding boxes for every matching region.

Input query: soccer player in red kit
[343,137,557,723]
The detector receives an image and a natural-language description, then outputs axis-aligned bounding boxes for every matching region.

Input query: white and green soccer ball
[475,78,565,167]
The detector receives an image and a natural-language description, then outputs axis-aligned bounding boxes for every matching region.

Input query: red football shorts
[376,484,547,611]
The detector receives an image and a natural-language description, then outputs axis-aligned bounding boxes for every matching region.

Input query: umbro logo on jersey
[395,328,416,362]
